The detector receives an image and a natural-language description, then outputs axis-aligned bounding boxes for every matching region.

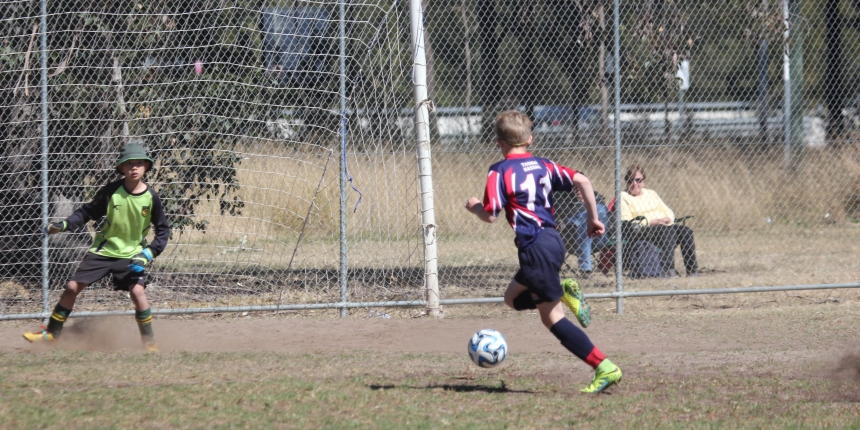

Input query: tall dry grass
[158,142,860,275]
[614,144,860,231]
[160,143,427,270]
[434,144,860,235]
[177,143,860,242]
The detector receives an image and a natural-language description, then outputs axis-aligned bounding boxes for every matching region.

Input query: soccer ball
[468,329,507,368]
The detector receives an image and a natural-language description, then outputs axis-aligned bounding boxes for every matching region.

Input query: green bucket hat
[115,143,153,174]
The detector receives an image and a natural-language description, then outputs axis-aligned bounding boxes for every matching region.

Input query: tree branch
[112,54,131,140]
[13,24,38,97]
[48,31,80,78]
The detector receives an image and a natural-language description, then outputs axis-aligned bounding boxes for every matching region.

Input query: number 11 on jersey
[520,173,551,211]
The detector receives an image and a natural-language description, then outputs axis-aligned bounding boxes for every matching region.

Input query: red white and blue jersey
[483,153,579,249]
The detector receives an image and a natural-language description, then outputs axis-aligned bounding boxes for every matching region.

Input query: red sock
[584,346,606,369]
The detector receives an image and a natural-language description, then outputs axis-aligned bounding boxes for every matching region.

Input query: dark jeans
[642,224,698,274]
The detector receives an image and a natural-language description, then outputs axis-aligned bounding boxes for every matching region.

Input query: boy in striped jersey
[464,110,622,393]
[23,143,170,352]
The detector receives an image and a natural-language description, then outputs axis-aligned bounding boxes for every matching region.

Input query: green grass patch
[1,348,858,428]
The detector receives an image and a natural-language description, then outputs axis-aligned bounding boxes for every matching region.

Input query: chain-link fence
[424,0,860,305]
[2,0,859,319]
[1,0,428,318]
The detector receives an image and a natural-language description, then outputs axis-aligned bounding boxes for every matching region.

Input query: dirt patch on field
[837,348,860,379]
[3,302,859,365]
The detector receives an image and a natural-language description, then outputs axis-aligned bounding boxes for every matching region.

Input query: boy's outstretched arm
[46,182,115,235]
[572,173,605,238]
[464,197,497,224]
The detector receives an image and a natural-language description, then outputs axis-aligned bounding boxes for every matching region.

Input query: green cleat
[580,360,622,394]
[560,278,591,327]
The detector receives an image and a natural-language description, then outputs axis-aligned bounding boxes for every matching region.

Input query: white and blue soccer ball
[468,329,507,368]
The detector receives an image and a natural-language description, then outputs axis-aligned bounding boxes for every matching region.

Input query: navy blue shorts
[513,228,566,304]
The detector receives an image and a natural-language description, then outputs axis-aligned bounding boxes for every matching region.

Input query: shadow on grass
[369,381,534,394]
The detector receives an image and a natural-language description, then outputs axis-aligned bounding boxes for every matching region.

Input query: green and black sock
[46,304,72,338]
[135,308,155,344]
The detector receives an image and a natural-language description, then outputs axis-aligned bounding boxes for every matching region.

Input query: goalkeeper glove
[44,221,67,236]
[128,248,154,274]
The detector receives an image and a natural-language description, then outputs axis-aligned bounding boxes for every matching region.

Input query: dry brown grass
[173,143,860,240]
[166,144,424,254]
[621,144,860,230]
[155,142,860,278]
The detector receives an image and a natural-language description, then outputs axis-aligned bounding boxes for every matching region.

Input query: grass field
[2,300,860,428]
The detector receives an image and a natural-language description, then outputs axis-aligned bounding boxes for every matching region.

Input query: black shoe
[662,269,679,278]
[580,270,593,280]
[687,269,700,277]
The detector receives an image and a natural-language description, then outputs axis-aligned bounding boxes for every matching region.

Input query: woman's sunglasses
[626,178,644,184]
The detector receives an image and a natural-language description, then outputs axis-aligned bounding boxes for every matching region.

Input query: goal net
[0,0,424,318]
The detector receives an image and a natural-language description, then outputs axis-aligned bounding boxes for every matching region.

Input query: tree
[632,0,694,102]
[825,0,845,140]
[1,0,342,282]
[478,0,504,142]
[513,0,538,121]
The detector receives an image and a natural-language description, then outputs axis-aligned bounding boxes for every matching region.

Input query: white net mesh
[1,0,424,316]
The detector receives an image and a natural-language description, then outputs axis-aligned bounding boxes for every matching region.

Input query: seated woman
[619,164,698,277]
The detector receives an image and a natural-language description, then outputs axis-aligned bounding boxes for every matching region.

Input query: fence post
[757,0,770,145]
[338,0,348,318]
[612,0,624,314]
[409,0,441,317]
[782,0,792,166]
[789,0,804,165]
[40,0,50,317]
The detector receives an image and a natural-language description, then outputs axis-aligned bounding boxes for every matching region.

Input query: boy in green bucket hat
[23,142,170,351]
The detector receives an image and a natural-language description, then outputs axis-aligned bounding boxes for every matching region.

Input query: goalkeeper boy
[23,143,170,351]
[464,111,622,393]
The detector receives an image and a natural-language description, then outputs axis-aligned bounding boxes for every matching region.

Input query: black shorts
[70,252,146,291]
[513,228,566,304]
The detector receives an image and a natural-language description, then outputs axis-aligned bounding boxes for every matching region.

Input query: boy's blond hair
[494,110,532,146]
